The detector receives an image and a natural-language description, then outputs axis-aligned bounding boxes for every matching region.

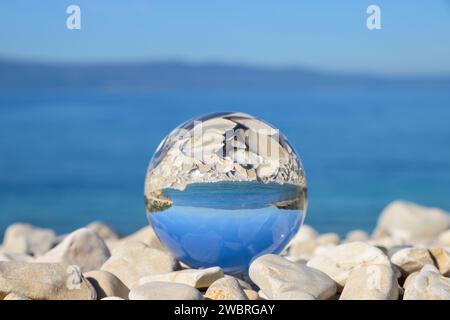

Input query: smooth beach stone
[223,275,253,290]
[86,221,120,241]
[0,253,10,262]
[403,265,450,300]
[11,253,34,262]
[204,277,248,300]
[276,291,315,300]
[145,112,307,275]
[345,230,370,243]
[0,252,34,262]
[108,226,167,253]
[249,254,336,300]
[429,248,450,276]
[101,241,179,288]
[339,265,399,300]
[387,245,414,258]
[287,239,318,260]
[283,255,308,265]
[290,225,318,242]
[373,201,450,242]
[316,233,340,246]
[138,266,223,289]
[286,225,318,259]
[312,244,338,256]
[52,233,69,247]
[244,289,260,300]
[0,261,96,300]
[287,227,339,260]
[437,230,450,246]
[367,237,404,251]
[3,292,31,300]
[35,228,111,273]
[2,223,55,255]
[85,270,130,300]
[129,282,203,300]
[306,242,391,289]
[390,248,435,277]
[258,290,269,300]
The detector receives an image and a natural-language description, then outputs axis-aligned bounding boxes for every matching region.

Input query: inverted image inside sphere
[144,112,307,275]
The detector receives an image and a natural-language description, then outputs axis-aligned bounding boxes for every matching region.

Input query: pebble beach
[1,200,450,301]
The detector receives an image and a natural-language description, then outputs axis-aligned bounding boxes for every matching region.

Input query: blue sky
[0,1,449,75]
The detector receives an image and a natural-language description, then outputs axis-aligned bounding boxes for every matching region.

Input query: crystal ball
[144,112,307,274]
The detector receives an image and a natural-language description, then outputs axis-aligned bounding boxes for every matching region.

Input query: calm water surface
[0,87,449,236]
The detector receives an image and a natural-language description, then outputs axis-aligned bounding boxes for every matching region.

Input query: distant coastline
[1,58,449,91]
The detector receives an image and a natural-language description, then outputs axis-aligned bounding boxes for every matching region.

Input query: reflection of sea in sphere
[145,112,307,275]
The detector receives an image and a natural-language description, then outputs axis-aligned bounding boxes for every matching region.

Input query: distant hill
[0,59,449,91]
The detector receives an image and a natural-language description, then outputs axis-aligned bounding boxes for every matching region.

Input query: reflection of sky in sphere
[149,182,305,274]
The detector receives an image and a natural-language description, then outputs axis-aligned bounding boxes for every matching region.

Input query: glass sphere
[145,112,307,274]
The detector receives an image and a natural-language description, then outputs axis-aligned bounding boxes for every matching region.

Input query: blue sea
[1,87,449,237]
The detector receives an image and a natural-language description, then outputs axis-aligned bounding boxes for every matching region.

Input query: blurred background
[0,1,449,237]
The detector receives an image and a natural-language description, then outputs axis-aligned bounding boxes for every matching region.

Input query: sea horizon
[1,57,450,92]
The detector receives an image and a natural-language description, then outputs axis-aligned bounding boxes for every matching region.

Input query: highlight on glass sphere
[144,112,307,275]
